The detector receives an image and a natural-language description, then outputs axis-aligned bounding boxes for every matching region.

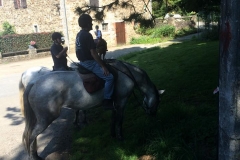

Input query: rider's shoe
[103,99,115,110]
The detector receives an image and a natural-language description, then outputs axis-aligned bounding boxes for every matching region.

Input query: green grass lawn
[70,40,219,160]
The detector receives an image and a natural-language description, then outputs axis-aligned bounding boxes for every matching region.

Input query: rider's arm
[97,30,102,39]
[90,49,109,76]
[55,47,68,58]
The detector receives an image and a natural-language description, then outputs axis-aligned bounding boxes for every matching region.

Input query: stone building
[0,0,152,53]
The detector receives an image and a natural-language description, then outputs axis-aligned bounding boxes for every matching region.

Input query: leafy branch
[75,0,155,27]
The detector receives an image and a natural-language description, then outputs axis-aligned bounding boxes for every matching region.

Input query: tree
[152,0,183,17]
[152,0,220,17]
[75,0,155,28]
[219,0,240,159]
[178,0,220,12]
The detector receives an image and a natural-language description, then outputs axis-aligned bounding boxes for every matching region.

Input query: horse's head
[143,90,165,116]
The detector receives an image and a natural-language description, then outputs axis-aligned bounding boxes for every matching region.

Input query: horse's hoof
[73,123,82,129]
[116,136,124,142]
[111,133,116,138]
[30,155,43,160]
[73,122,88,130]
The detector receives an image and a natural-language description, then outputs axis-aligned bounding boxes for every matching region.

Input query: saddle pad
[78,72,104,93]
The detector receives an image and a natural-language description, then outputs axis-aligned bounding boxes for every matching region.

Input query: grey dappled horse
[19,66,50,116]
[22,60,163,160]
[19,66,85,126]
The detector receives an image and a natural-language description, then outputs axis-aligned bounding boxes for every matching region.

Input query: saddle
[77,65,104,93]
[77,62,117,93]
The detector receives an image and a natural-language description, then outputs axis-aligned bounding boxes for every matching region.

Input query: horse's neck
[121,62,155,95]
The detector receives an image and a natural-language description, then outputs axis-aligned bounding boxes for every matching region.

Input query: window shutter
[21,0,27,8]
[89,0,99,7]
[14,0,19,9]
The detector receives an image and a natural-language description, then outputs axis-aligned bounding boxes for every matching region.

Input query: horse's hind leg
[29,120,53,160]
[73,110,80,125]
[73,110,88,129]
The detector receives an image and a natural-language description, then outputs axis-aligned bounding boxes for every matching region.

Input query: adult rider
[75,14,115,110]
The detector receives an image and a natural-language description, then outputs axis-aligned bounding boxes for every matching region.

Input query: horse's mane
[106,59,159,95]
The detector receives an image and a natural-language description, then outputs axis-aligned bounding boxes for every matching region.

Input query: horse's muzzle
[144,106,157,116]
[149,111,157,116]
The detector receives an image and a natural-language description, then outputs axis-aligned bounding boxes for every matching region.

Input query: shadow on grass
[70,40,218,160]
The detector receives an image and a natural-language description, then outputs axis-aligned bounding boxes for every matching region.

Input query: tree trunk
[219,0,240,159]
[165,0,168,14]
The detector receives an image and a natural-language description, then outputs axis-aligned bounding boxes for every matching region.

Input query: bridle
[110,61,158,111]
[66,57,159,111]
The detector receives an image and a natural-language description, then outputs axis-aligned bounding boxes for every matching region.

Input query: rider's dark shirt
[76,30,96,62]
[50,43,67,69]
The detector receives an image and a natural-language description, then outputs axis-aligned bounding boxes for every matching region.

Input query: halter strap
[109,60,149,109]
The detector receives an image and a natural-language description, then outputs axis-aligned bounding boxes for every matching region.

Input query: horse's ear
[158,90,165,95]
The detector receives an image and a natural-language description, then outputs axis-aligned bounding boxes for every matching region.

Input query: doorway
[115,22,126,45]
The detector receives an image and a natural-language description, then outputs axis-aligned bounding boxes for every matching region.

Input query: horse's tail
[22,83,36,155]
[19,73,25,117]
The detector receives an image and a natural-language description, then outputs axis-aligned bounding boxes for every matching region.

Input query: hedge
[0,32,54,53]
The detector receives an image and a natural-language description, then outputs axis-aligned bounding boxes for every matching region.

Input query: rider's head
[78,14,93,31]
[52,32,64,44]
[95,25,99,30]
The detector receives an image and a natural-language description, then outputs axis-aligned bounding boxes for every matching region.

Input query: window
[33,25,38,33]
[14,0,27,9]
[89,0,99,7]
[102,23,108,32]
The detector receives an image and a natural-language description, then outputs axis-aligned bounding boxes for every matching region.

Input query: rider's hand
[64,47,68,51]
[102,66,109,76]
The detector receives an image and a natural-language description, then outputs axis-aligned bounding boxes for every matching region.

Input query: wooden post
[219,0,240,159]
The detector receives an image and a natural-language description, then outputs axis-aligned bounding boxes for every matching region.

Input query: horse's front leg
[111,110,116,138]
[115,110,124,141]
[73,110,79,126]
[111,106,124,141]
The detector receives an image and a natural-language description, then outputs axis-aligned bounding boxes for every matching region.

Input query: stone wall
[64,0,152,51]
[0,0,63,34]
[155,16,197,30]
[0,0,152,54]
[0,49,51,64]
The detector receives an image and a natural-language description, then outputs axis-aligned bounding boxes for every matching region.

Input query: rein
[109,61,149,110]
[67,55,79,67]
[66,57,149,110]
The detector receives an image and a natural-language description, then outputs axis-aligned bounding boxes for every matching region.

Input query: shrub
[175,27,198,37]
[135,25,175,38]
[131,25,175,44]
[152,25,175,38]
[201,25,219,40]
[0,22,16,36]
[135,26,148,35]
[0,32,54,53]
[130,36,162,44]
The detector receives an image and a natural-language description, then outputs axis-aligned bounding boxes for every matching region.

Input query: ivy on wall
[0,32,54,53]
